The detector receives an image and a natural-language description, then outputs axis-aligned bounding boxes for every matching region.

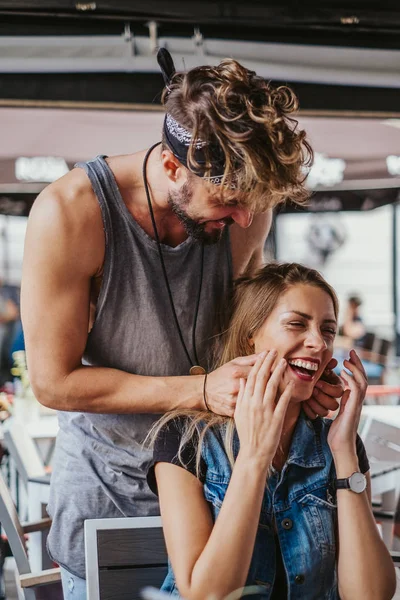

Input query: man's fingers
[319,367,343,388]
[314,379,343,399]
[312,386,340,411]
[303,402,317,420]
[232,354,263,366]
[305,397,330,417]
[326,357,338,371]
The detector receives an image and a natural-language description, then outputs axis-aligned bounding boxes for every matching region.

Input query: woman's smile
[287,356,320,382]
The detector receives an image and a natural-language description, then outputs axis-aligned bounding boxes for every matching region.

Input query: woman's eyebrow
[282,310,337,324]
[282,310,312,319]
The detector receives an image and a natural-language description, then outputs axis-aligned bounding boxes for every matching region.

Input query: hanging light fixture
[305,152,346,188]
[386,155,400,176]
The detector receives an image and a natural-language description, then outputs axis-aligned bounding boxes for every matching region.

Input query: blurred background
[0,3,399,599]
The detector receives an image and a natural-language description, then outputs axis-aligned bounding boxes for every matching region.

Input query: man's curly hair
[162,59,313,211]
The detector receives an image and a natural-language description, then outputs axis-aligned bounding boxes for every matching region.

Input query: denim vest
[161,412,341,599]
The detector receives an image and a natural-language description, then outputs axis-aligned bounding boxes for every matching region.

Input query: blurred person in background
[341,294,366,347]
[0,281,19,386]
[21,51,342,598]
[338,294,386,384]
[148,263,395,600]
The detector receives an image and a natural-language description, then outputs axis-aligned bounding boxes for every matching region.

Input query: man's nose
[231,209,254,229]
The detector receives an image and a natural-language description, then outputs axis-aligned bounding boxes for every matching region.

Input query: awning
[281,186,400,214]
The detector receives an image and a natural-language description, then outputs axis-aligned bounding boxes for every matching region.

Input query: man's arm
[230,210,272,278]
[22,174,205,413]
[22,173,256,415]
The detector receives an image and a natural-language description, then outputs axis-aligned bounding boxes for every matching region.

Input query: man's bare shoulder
[27,167,104,275]
[32,167,99,223]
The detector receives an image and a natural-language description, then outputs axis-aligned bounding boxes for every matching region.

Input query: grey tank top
[47,155,233,578]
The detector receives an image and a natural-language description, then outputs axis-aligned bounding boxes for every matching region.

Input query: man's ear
[161,149,183,183]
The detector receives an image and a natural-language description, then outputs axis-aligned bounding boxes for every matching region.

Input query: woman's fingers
[336,388,351,417]
[343,350,367,388]
[243,352,267,399]
[263,358,287,406]
[343,359,367,389]
[339,370,361,408]
[349,349,367,378]
[273,381,293,422]
[236,377,246,407]
[253,350,277,399]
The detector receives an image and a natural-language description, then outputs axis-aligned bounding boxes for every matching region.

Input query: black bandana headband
[157,48,228,185]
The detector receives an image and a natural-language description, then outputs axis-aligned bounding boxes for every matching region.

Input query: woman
[147,263,396,600]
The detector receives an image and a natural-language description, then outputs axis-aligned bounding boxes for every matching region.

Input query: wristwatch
[335,471,367,493]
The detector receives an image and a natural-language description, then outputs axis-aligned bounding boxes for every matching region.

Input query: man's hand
[303,358,344,419]
[205,354,260,416]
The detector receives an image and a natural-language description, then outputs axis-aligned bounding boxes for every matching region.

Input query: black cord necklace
[142,142,206,376]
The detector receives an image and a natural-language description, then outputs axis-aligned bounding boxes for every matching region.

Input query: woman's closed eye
[322,328,336,338]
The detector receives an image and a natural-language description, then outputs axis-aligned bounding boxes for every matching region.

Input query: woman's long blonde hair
[147,262,339,475]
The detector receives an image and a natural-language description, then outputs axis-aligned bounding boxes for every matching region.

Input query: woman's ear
[248,337,255,352]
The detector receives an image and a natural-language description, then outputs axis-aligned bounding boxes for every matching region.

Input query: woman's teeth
[288,359,318,372]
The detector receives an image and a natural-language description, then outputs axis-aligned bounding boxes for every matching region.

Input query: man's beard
[168,181,232,245]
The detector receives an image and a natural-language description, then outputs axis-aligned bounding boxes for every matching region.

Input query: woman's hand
[327,349,367,456]
[234,350,293,466]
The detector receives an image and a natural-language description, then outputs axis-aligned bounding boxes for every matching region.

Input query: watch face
[349,472,367,493]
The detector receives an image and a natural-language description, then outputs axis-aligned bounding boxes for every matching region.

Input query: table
[362,405,400,428]
[370,460,400,547]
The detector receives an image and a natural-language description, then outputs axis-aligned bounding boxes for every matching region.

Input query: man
[21,52,340,598]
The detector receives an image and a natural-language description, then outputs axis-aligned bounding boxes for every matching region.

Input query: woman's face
[251,284,337,402]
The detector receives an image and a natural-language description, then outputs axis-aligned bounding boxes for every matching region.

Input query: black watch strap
[335,478,350,490]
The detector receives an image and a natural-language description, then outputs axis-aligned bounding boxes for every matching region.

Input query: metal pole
[392,202,400,356]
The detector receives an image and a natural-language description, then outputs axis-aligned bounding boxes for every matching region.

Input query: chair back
[375,338,391,365]
[361,418,400,462]
[0,471,30,576]
[85,516,168,600]
[362,331,376,351]
[3,421,46,489]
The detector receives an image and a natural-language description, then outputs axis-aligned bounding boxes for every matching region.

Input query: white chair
[2,420,51,572]
[0,471,61,600]
[85,516,167,600]
[2,420,46,491]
